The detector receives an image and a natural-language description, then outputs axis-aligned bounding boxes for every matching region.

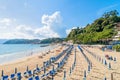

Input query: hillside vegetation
[66,10,120,44]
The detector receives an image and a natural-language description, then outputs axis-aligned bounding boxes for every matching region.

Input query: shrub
[113,44,120,52]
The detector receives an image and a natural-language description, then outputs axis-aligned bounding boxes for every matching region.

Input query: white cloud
[66,29,71,35]
[0,18,15,26]
[16,25,34,34]
[0,11,61,39]
[16,24,59,39]
[35,26,59,38]
[41,11,61,26]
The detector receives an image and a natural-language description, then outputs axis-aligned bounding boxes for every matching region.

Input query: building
[113,22,120,41]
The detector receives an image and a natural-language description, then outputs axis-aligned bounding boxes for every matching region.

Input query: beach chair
[17,72,22,80]
[28,77,33,80]
[50,57,56,63]
[24,70,33,78]
[10,68,21,80]
[33,67,41,75]
[41,74,45,79]
[1,75,9,80]
[35,76,40,80]
[44,61,51,68]
[10,73,16,80]
[46,72,49,77]
[49,69,57,76]
[42,73,50,79]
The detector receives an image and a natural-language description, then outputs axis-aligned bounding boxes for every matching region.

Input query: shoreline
[0,44,64,76]
[0,44,59,65]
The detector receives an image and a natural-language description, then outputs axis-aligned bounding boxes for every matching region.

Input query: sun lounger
[1,75,9,80]
[50,57,56,63]
[28,77,33,80]
[33,67,41,75]
[41,74,45,79]
[49,70,56,76]
[35,76,40,80]
[10,73,15,80]
[24,70,33,78]
[17,72,22,80]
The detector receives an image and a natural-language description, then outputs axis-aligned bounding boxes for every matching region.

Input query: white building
[113,23,120,41]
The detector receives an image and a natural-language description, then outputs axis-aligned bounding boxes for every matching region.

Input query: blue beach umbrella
[36,64,38,68]
[63,70,66,80]
[88,65,90,72]
[104,77,107,80]
[83,70,86,80]
[114,57,116,62]
[1,70,4,77]
[84,70,86,78]
[108,63,111,69]
[15,68,17,74]
[44,67,46,74]
[52,65,55,71]
[90,63,92,69]
[69,67,72,75]
[26,66,29,71]
[104,60,107,65]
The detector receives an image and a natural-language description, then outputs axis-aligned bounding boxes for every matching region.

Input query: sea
[0,44,58,64]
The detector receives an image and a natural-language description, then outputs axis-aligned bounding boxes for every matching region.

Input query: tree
[66,10,119,44]
[102,10,119,18]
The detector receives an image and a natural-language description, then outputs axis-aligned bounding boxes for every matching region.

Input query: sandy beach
[0,44,120,80]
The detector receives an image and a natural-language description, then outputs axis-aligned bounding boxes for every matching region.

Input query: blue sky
[0,0,120,39]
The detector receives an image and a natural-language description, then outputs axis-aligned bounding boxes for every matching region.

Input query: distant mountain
[4,39,41,44]
[0,39,8,44]
[3,38,64,44]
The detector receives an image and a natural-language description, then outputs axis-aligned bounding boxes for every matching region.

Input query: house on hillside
[113,22,120,41]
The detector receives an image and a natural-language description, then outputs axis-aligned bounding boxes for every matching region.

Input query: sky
[0,0,120,39]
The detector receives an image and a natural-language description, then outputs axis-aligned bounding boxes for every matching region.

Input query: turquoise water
[0,44,57,64]
[0,44,46,55]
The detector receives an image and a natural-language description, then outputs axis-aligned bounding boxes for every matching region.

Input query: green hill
[4,39,41,44]
[66,10,120,44]
[3,38,64,44]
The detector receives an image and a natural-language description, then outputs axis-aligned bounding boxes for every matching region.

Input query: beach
[0,44,120,80]
[0,44,58,64]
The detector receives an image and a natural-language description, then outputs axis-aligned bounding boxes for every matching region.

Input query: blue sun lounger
[49,69,57,76]
[28,77,33,80]
[10,73,15,80]
[41,74,45,79]
[34,67,41,74]
[50,57,56,63]
[1,75,9,80]
[35,76,40,80]
[44,61,51,68]
[16,72,22,80]
[24,70,33,78]
[28,76,40,80]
